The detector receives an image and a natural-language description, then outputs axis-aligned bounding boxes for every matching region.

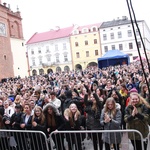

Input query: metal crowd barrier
[0,129,49,150]
[148,132,150,150]
[49,129,144,150]
[0,129,146,150]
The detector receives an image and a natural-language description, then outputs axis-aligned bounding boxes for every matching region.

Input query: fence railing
[148,132,150,150]
[49,129,144,150]
[0,129,147,150]
[0,129,49,150]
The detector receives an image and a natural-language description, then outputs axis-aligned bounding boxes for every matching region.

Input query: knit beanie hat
[129,87,138,93]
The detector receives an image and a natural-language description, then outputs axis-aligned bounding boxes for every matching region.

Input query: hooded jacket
[43,103,65,136]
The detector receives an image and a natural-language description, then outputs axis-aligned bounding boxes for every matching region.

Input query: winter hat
[129,88,138,93]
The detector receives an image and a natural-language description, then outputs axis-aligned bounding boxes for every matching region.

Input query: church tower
[0,1,28,80]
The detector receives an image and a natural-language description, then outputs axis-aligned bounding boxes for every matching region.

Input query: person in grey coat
[100,97,122,150]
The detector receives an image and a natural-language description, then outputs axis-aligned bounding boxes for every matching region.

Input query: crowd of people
[0,61,150,150]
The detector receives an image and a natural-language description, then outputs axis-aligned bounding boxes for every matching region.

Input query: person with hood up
[43,103,65,150]
[100,97,122,150]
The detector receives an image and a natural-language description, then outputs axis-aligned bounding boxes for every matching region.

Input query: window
[76,52,80,58]
[39,57,42,65]
[64,53,68,62]
[46,46,50,53]
[103,34,107,40]
[93,27,97,31]
[129,43,133,49]
[104,46,108,52]
[63,43,67,50]
[95,50,98,56]
[86,51,89,57]
[119,44,123,50]
[94,39,97,44]
[136,29,139,36]
[55,44,58,51]
[110,33,114,39]
[46,55,51,62]
[75,42,79,47]
[118,31,122,38]
[38,47,41,54]
[85,40,88,45]
[128,30,132,37]
[31,49,34,55]
[138,41,141,48]
[56,55,60,62]
[112,45,115,50]
[83,28,88,33]
[74,30,78,34]
[32,59,35,66]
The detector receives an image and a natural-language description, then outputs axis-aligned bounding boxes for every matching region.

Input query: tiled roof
[77,23,102,31]
[100,19,143,28]
[26,26,74,44]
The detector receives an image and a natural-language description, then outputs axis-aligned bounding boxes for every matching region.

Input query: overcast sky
[3,0,150,42]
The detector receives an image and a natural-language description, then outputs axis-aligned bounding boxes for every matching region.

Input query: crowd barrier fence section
[0,129,145,150]
[49,129,144,150]
[0,129,49,150]
[148,132,150,150]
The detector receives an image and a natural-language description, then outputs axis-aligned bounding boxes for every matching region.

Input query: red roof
[77,23,102,31]
[26,26,74,44]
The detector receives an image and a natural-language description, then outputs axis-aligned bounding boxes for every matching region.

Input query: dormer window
[82,28,88,33]
[73,29,79,35]
[91,26,97,32]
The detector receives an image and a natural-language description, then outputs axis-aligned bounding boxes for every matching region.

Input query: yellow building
[70,23,102,70]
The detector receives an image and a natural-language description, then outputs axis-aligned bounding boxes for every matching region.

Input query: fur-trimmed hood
[43,102,60,115]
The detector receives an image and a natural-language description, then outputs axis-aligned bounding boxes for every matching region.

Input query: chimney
[8,4,10,9]
[122,16,128,20]
[55,26,60,31]
[3,2,6,7]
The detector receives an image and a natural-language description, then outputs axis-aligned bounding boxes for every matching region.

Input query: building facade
[99,16,150,62]
[70,23,102,70]
[0,2,28,80]
[26,26,74,75]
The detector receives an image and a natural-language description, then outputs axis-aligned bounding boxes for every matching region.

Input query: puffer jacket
[124,104,149,140]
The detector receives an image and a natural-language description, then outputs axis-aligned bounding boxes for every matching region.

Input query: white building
[26,26,74,75]
[99,16,150,62]
[11,38,28,78]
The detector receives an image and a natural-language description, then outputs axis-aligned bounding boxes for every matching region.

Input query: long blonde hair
[64,103,80,127]
[130,92,150,108]
[32,106,45,125]
[104,97,116,119]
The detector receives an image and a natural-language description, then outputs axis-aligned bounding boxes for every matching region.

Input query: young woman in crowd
[31,106,47,150]
[100,97,122,150]
[43,103,65,150]
[20,103,33,150]
[84,92,103,150]
[124,92,150,150]
[64,103,83,150]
